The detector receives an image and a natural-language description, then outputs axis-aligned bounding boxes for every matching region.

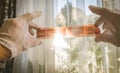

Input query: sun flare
[52,28,70,49]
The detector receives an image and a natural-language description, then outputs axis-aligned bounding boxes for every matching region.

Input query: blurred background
[0,0,120,73]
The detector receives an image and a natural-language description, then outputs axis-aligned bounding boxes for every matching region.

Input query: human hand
[0,11,42,58]
[89,5,120,47]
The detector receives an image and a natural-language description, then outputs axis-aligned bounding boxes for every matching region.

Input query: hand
[0,11,42,58]
[89,5,120,47]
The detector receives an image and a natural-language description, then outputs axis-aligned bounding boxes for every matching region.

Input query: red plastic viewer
[37,24,100,38]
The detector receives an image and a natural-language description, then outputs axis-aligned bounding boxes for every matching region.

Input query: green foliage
[88,42,103,73]
[39,64,45,73]
[27,60,45,73]
[70,48,79,63]
[27,60,33,73]
[89,63,92,73]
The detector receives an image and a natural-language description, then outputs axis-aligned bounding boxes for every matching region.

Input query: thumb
[95,29,114,43]
[89,5,109,16]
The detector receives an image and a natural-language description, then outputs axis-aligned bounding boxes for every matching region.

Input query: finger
[95,30,113,43]
[113,41,120,47]
[36,38,42,45]
[102,23,106,29]
[21,11,41,22]
[113,9,120,14]
[94,17,103,27]
[34,38,42,47]
[95,34,102,42]
[89,5,109,16]
[103,20,116,34]
[31,38,42,47]
[101,22,109,30]
[95,33,120,47]
[29,22,41,29]
[29,27,34,35]
[95,34,109,42]
[24,37,42,49]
